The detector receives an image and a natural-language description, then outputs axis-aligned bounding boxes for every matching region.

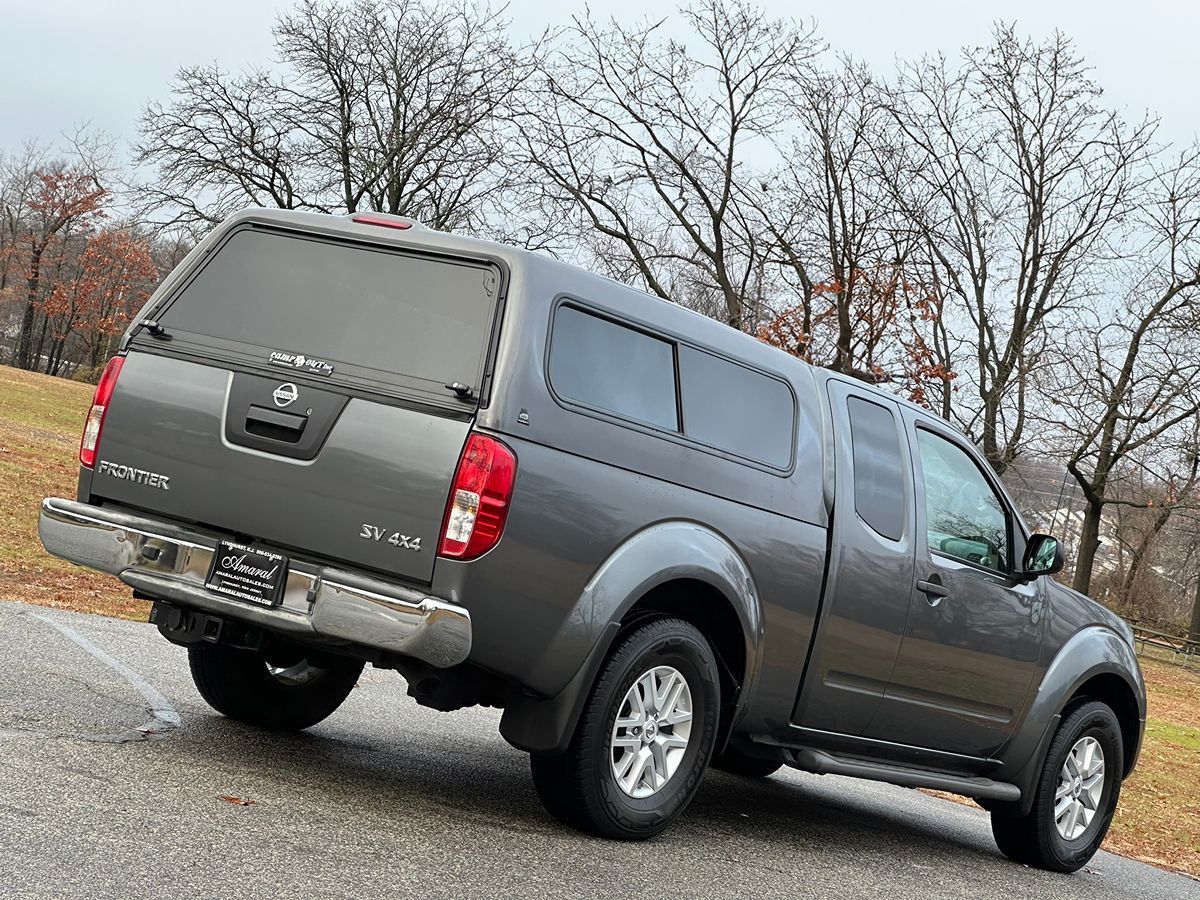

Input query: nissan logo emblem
[273,383,299,408]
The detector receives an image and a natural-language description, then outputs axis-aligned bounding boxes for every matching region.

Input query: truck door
[864,412,1045,758]
[791,381,915,735]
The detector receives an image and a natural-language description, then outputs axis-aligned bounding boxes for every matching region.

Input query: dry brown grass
[1,363,1197,874]
[1104,660,1200,875]
[0,365,145,620]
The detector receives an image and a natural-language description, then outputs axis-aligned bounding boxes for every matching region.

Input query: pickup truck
[40,208,1145,872]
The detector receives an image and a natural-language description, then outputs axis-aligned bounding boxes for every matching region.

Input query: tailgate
[87,224,504,585]
[92,352,465,583]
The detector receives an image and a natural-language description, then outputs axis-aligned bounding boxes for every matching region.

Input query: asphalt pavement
[1,598,1196,899]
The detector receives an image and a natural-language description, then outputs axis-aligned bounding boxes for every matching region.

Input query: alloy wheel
[1054,735,1105,840]
[610,665,694,798]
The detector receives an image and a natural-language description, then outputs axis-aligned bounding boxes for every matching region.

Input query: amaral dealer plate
[205,541,289,607]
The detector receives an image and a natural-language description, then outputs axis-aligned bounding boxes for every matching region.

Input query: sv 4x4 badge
[359,524,421,551]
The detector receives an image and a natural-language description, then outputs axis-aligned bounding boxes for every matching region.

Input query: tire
[530,617,721,840]
[189,642,364,731]
[712,744,782,778]
[991,700,1124,873]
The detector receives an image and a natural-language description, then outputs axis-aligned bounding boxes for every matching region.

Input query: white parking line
[31,612,181,732]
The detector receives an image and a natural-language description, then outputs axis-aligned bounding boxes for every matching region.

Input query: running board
[787,748,1021,802]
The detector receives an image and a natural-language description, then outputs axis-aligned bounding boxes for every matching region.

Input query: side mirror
[1019,534,1063,581]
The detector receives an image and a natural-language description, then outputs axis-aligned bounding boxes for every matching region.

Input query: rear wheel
[530,618,721,840]
[189,642,364,731]
[991,700,1123,872]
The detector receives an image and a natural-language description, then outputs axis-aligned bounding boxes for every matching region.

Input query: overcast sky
[3,0,1197,157]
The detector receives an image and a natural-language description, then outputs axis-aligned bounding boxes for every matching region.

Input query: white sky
[2,0,1197,156]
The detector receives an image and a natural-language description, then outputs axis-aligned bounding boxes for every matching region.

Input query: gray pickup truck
[40,208,1144,872]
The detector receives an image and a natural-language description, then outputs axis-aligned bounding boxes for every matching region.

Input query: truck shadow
[166,709,1009,871]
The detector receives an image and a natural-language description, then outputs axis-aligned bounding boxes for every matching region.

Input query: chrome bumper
[38,497,471,668]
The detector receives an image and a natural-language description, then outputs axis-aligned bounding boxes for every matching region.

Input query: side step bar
[788,748,1021,802]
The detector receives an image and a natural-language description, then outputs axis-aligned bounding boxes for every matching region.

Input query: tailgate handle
[245,405,308,443]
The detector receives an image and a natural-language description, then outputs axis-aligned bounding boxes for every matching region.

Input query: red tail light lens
[79,356,124,468]
[439,433,517,560]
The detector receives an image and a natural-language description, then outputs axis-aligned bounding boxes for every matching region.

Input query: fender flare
[500,520,764,755]
[989,626,1145,815]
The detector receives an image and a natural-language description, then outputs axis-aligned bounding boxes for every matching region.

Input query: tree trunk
[980,392,1008,475]
[34,314,51,374]
[835,284,853,373]
[1072,499,1104,595]
[14,301,35,368]
[723,287,743,333]
[48,336,67,376]
[1122,507,1172,603]
[1190,577,1200,643]
[15,243,46,370]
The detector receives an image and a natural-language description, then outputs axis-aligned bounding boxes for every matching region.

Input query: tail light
[439,433,517,560]
[79,356,124,468]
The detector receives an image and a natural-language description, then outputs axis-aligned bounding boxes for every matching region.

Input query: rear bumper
[38,497,471,668]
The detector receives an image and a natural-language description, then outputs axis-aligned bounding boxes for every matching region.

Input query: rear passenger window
[549,306,679,430]
[678,347,794,468]
[847,397,906,540]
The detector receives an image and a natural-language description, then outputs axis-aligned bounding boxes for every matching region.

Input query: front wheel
[189,642,364,731]
[530,617,721,840]
[991,700,1123,872]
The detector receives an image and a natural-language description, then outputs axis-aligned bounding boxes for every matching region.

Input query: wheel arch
[1061,672,1142,778]
[615,577,751,753]
[989,625,1146,815]
[499,521,763,755]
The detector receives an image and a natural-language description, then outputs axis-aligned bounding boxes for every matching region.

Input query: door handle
[916,578,950,605]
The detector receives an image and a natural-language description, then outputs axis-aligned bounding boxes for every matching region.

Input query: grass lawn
[0,363,1197,875]
[1106,658,1200,875]
[0,365,143,619]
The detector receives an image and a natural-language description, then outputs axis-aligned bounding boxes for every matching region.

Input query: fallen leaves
[218,795,257,807]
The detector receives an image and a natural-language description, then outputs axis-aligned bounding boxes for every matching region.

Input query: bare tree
[751,59,890,374]
[906,239,961,418]
[519,0,820,331]
[1047,147,1200,594]
[748,59,957,408]
[1119,445,1200,604]
[880,25,1154,473]
[11,165,108,369]
[137,67,309,228]
[136,0,527,234]
[0,143,50,310]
